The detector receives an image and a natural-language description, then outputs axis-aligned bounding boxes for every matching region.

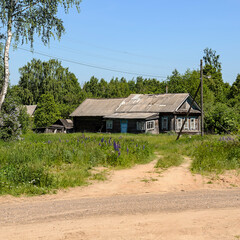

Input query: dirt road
[1,157,240,239]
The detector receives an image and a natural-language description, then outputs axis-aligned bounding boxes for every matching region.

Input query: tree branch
[12,1,39,17]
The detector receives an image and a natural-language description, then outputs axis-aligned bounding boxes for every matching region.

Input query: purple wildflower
[101,137,104,143]
[143,145,145,150]
[113,141,119,151]
[99,143,101,146]
[127,147,129,154]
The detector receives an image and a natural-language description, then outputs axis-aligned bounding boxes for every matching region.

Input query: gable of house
[24,105,37,117]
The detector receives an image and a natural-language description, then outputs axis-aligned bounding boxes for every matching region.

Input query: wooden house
[70,94,201,134]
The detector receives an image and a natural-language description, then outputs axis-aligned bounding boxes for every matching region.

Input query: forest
[1,48,240,138]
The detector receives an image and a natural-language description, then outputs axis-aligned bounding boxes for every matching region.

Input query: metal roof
[115,94,190,113]
[104,112,159,119]
[70,94,200,118]
[70,98,125,117]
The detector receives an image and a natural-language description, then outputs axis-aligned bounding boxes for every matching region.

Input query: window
[136,121,145,130]
[161,117,168,130]
[184,118,189,130]
[176,118,182,130]
[190,118,196,130]
[146,120,155,130]
[106,120,113,129]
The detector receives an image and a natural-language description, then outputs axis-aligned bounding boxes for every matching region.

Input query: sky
[8,0,240,87]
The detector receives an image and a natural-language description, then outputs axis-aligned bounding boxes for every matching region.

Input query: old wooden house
[70,93,201,134]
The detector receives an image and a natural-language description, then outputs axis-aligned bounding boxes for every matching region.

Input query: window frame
[106,120,113,129]
[146,120,155,130]
[190,118,196,130]
[136,121,145,131]
[161,117,168,130]
[184,118,189,130]
[176,118,182,130]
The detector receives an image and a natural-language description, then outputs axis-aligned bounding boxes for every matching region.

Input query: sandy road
[1,157,240,240]
[1,190,240,240]
[0,189,240,224]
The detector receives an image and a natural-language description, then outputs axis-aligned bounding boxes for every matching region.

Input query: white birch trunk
[0,22,12,111]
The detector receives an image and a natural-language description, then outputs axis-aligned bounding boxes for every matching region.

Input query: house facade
[70,94,201,134]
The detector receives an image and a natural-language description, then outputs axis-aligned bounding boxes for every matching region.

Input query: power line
[17,47,168,79]
[31,41,167,69]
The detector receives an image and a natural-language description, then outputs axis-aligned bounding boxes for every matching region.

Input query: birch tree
[0,0,81,111]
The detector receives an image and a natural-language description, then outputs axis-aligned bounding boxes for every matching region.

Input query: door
[120,120,128,133]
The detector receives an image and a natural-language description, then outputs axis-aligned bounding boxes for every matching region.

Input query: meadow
[0,133,239,196]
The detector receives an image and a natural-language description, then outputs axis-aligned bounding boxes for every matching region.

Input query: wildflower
[118,151,121,157]
[113,141,119,151]
[101,137,104,143]
[99,143,101,146]
[143,145,145,150]
[127,147,129,154]
[48,140,51,144]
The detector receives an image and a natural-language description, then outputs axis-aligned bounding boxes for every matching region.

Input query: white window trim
[176,118,182,130]
[190,118,196,130]
[146,120,155,130]
[106,120,113,129]
[184,118,189,130]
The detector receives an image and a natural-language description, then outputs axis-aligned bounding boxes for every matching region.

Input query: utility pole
[200,59,204,137]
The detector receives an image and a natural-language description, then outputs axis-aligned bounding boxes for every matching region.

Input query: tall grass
[0,133,239,196]
[191,137,240,173]
[0,133,153,196]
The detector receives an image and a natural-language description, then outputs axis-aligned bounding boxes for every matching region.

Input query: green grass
[191,137,240,174]
[155,153,184,169]
[0,132,239,196]
[0,132,153,196]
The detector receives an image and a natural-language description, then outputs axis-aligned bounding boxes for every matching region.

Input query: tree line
[1,48,240,138]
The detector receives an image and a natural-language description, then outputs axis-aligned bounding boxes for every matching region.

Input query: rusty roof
[70,98,125,117]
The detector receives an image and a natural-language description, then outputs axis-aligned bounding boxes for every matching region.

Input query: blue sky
[9,0,240,86]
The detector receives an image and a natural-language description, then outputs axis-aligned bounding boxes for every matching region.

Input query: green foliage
[18,106,30,134]
[34,93,60,127]
[0,1,81,47]
[155,153,184,169]
[204,102,239,134]
[0,133,153,196]
[0,97,22,141]
[191,137,240,173]
[18,59,82,105]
